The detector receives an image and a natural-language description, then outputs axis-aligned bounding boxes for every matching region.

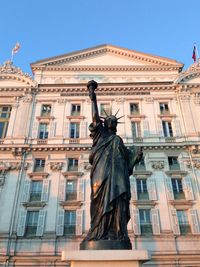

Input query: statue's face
[104,116,117,130]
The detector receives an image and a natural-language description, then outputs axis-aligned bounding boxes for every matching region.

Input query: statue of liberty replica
[80,80,143,250]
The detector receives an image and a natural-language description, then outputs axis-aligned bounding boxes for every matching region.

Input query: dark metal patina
[80,80,142,250]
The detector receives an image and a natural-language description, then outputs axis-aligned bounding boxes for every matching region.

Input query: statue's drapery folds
[81,80,142,250]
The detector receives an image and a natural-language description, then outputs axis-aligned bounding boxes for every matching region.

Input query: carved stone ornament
[179,94,191,101]
[0,161,29,171]
[49,162,63,171]
[21,94,33,103]
[151,161,164,170]
[144,97,154,103]
[0,60,31,78]
[186,160,200,169]
[57,98,67,104]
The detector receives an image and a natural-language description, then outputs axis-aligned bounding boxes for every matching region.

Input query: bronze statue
[80,80,143,250]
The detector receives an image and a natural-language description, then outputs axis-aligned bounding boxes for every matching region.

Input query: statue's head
[104,115,118,132]
[102,110,124,133]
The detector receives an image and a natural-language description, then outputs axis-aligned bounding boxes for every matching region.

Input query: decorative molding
[32,65,181,72]
[144,97,154,103]
[0,60,37,87]
[186,160,200,170]
[57,98,67,104]
[49,162,63,171]
[0,161,29,171]
[151,161,164,170]
[21,94,33,103]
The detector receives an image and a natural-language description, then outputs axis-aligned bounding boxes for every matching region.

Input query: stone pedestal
[61,250,151,267]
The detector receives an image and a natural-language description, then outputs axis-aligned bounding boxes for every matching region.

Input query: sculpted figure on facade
[80,80,142,250]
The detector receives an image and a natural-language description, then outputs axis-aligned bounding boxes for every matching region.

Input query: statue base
[80,240,132,250]
[61,250,151,267]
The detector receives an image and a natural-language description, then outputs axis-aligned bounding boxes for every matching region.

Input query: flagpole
[194,43,199,60]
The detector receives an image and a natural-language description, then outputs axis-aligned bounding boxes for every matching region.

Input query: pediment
[31,44,183,69]
[176,62,200,83]
[0,61,36,87]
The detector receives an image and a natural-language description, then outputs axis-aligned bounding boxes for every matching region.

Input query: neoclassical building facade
[0,44,200,266]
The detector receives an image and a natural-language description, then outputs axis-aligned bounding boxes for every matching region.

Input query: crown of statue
[100,109,124,124]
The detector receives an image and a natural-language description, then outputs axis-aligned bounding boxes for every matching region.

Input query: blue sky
[0,0,200,74]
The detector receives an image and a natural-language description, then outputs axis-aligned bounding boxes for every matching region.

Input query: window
[64,210,76,235]
[177,210,191,235]
[68,158,78,171]
[38,123,48,139]
[159,103,169,114]
[139,209,153,235]
[171,178,185,199]
[41,104,51,117]
[25,211,39,236]
[168,157,180,170]
[71,104,81,116]
[134,157,145,171]
[130,103,139,115]
[30,181,43,201]
[0,106,11,139]
[100,103,110,116]
[137,179,148,200]
[66,180,77,201]
[162,121,173,137]
[34,159,45,172]
[131,122,141,138]
[70,122,80,138]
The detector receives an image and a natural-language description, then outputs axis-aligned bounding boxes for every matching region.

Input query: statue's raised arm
[87,80,100,127]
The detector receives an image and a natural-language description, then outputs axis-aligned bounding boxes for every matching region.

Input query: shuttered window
[64,210,76,235]
[30,181,43,201]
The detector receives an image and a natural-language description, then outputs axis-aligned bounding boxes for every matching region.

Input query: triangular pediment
[31,44,183,69]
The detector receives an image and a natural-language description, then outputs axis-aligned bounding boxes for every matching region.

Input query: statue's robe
[84,122,139,241]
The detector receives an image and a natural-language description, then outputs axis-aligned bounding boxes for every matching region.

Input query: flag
[12,42,21,56]
[192,45,197,62]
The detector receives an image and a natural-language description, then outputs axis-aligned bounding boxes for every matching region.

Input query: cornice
[32,65,181,72]
[37,83,177,95]
[0,87,35,93]
[0,143,191,153]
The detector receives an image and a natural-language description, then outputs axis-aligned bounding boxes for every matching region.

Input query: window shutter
[151,208,160,235]
[22,180,31,202]
[182,177,194,200]
[64,122,69,138]
[49,121,56,138]
[147,178,157,200]
[165,178,174,200]
[130,176,137,200]
[41,180,50,202]
[56,209,65,236]
[76,209,83,236]
[143,119,150,137]
[171,209,180,235]
[17,209,27,237]
[77,179,85,201]
[32,121,39,139]
[157,120,164,136]
[80,121,87,138]
[131,207,141,235]
[190,209,200,234]
[36,210,46,236]
[58,178,66,201]
[174,119,182,137]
